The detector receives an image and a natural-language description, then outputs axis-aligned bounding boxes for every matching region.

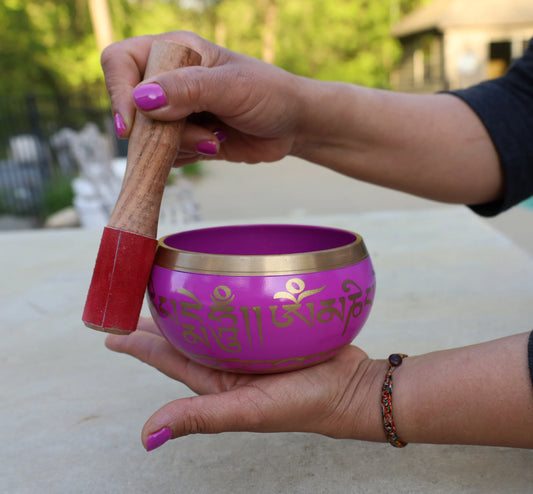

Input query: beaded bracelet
[381,353,408,448]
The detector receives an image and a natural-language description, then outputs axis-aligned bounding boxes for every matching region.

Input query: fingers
[104,320,237,394]
[104,322,191,382]
[105,38,273,133]
[140,348,370,450]
[101,30,299,167]
[101,36,153,138]
[179,122,227,160]
[104,329,176,372]
[131,64,251,126]
[106,340,380,451]
[139,352,365,451]
[136,316,162,335]
[141,384,280,450]
[101,31,227,139]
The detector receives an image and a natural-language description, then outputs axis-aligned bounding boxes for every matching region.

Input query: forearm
[292,79,504,206]
[377,332,533,448]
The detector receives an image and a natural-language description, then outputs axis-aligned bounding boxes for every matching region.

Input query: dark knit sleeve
[447,39,533,217]
[529,331,533,388]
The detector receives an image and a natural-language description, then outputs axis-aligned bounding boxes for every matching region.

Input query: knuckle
[100,42,119,70]
[171,69,203,113]
[179,401,212,435]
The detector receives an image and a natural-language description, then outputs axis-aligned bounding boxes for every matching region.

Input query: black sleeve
[447,39,533,217]
[529,331,533,388]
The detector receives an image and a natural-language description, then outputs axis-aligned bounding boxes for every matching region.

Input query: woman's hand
[105,317,386,451]
[101,31,307,166]
[101,31,502,205]
[105,318,533,450]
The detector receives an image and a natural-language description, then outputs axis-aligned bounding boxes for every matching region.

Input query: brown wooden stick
[110,41,202,235]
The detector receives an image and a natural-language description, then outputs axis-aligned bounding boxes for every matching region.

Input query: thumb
[142,388,271,451]
[134,64,246,122]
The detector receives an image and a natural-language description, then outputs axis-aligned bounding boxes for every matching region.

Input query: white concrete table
[1,207,532,493]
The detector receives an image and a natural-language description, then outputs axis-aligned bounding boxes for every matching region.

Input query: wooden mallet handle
[110,41,201,235]
[83,40,201,334]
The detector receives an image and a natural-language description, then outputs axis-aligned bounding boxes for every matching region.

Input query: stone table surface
[1,207,532,493]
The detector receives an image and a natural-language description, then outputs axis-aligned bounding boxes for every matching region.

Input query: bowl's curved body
[147,224,375,373]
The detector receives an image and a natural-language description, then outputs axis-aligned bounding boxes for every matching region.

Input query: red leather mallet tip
[82,226,157,334]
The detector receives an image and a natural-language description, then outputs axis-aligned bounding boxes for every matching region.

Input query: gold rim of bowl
[153,228,369,276]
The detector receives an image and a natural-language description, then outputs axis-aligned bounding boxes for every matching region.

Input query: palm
[105,317,371,439]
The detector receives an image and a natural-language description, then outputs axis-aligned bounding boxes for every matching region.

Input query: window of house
[412,34,442,87]
[488,41,512,79]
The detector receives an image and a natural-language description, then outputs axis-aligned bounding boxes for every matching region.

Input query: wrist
[290,78,345,159]
[290,79,371,172]
[386,334,533,448]
[341,356,390,443]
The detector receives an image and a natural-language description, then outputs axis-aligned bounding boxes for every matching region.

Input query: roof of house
[392,0,533,37]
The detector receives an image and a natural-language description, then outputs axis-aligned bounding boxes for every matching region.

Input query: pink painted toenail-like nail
[133,83,167,111]
[114,113,126,138]
[146,427,172,452]
[196,141,218,155]
[213,129,227,143]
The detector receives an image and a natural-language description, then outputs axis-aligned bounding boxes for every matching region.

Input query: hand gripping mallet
[83,40,201,334]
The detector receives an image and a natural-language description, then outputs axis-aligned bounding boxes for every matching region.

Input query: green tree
[0,0,202,97]
[0,0,103,95]
[148,0,428,89]
[0,0,429,99]
[210,0,429,88]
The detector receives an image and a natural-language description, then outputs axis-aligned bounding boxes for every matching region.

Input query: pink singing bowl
[147,224,375,374]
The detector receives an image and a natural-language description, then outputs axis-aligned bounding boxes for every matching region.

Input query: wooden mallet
[83,40,201,334]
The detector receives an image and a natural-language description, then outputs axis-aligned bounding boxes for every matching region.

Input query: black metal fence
[0,92,116,218]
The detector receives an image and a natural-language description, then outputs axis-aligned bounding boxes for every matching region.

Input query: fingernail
[133,83,167,111]
[196,141,218,156]
[146,427,172,452]
[114,113,126,138]
[213,129,227,143]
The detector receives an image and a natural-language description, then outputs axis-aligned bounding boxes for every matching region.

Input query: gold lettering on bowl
[148,276,374,354]
[273,278,325,303]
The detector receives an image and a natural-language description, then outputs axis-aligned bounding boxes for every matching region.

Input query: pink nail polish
[196,141,218,155]
[133,83,167,111]
[114,113,126,138]
[146,427,172,452]
[213,129,227,143]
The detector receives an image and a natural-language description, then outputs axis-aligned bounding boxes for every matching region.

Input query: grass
[40,175,74,217]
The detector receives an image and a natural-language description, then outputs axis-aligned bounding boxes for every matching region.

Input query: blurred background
[1,0,532,237]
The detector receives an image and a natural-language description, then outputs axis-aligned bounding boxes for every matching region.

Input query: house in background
[391,0,533,93]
